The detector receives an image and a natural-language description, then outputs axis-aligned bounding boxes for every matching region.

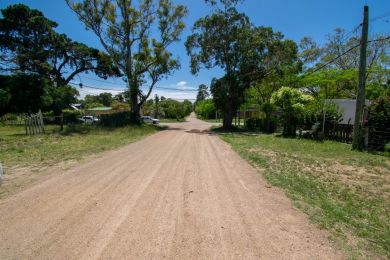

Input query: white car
[141,116,160,124]
[78,116,99,124]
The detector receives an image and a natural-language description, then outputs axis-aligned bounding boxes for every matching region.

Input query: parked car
[77,116,99,124]
[141,116,160,124]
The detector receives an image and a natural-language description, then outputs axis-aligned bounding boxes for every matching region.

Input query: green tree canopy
[196,84,209,104]
[0,74,51,116]
[186,1,299,129]
[0,4,119,87]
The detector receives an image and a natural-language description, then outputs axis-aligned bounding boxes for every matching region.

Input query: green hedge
[99,111,137,127]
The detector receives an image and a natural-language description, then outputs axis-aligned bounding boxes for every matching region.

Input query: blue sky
[1,0,389,100]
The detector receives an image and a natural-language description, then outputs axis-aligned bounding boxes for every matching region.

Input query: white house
[326,99,371,125]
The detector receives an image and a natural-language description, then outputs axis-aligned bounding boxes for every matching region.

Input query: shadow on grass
[211,126,262,136]
[59,124,92,136]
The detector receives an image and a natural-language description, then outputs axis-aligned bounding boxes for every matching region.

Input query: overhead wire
[69,81,198,93]
[304,36,390,76]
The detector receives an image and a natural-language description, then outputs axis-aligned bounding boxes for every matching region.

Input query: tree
[299,29,390,100]
[195,99,215,119]
[66,0,187,120]
[0,4,119,114]
[98,92,113,107]
[271,87,313,137]
[186,2,250,129]
[196,84,209,104]
[0,74,51,116]
[186,1,298,129]
[84,92,113,107]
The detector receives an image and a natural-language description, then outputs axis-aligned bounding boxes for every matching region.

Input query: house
[326,99,370,125]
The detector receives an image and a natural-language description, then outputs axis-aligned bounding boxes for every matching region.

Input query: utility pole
[352,5,369,151]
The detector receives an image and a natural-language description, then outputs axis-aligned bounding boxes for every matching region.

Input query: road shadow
[185,129,216,136]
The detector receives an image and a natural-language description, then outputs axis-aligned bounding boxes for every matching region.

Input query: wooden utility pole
[352,5,369,150]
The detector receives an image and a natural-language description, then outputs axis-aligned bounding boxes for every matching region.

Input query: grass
[0,124,160,198]
[159,118,186,123]
[199,118,222,123]
[219,132,390,259]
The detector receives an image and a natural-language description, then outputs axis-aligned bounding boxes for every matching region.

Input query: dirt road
[0,114,343,259]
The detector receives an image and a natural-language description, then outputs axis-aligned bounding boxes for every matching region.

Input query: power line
[70,82,125,91]
[370,10,390,23]
[339,24,362,44]
[368,36,390,43]
[70,81,198,92]
[304,36,390,76]
[78,75,127,86]
[305,43,361,75]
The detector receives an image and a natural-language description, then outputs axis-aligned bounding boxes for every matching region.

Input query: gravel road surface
[0,114,343,259]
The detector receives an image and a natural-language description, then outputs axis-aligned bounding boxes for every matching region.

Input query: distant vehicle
[78,116,99,124]
[141,116,160,124]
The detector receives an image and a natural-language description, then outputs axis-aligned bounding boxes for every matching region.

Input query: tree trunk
[129,81,141,123]
[222,104,234,129]
[283,114,296,137]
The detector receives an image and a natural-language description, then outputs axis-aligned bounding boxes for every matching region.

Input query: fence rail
[325,124,354,143]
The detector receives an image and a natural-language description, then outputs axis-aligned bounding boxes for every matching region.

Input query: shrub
[99,111,137,127]
[62,109,83,123]
[368,95,390,150]
[271,87,313,137]
[245,118,276,132]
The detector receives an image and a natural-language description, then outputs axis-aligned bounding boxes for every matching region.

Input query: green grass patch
[159,118,186,123]
[0,124,159,170]
[220,133,390,258]
[0,124,160,198]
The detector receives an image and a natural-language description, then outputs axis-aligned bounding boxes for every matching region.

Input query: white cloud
[176,81,188,89]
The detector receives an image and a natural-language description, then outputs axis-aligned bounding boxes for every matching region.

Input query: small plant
[385,142,390,152]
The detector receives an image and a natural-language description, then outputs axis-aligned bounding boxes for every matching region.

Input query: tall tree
[66,0,187,119]
[186,1,299,128]
[0,4,119,88]
[195,84,209,104]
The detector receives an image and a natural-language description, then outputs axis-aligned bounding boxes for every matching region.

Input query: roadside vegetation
[142,97,193,121]
[220,132,390,258]
[0,124,159,198]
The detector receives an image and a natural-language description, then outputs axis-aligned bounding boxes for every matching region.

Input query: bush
[62,109,84,123]
[99,111,137,127]
[368,95,390,151]
[246,118,276,132]
[385,142,390,152]
[301,101,342,130]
